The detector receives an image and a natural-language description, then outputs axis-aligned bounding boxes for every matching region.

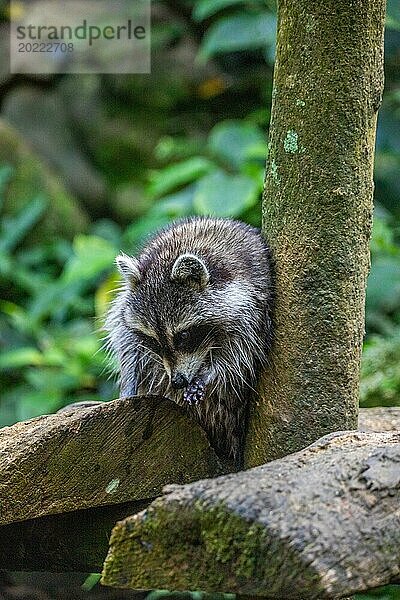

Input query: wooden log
[0,396,225,526]
[102,430,400,599]
[358,406,400,432]
[0,398,397,574]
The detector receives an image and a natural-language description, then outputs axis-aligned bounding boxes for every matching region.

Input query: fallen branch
[102,430,400,599]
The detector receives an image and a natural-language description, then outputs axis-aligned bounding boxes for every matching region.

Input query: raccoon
[105,217,273,465]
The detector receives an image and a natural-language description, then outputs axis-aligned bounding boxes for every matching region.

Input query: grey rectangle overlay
[10,0,151,74]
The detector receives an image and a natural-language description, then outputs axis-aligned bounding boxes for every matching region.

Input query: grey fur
[105,217,273,466]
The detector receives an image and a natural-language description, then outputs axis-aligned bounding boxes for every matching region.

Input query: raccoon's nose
[171,372,188,390]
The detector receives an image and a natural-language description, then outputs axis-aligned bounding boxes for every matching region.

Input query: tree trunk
[246,0,386,466]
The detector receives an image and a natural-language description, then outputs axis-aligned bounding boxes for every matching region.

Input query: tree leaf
[199,13,277,61]
[62,235,117,284]
[151,186,195,218]
[0,347,44,369]
[386,0,400,30]
[208,120,266,169]
[193,0,259,21]
[193,169,260,217]
[366,256,400,320]
[0,164,13,211]
[148,157,214,198]
[0,194,48,253]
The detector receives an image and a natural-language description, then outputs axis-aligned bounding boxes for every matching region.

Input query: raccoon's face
[115,251,255,404]
[117,253,230,401]
[131,318,225,403]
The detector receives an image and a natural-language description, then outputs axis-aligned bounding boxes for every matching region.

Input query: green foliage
[149,157,215,198]
[193,169,260,217]
[360,209,400,410]
[0,176,120,426]
[386,0,400,30]
[361,331,400,407]
[198,13,277,62]
[208,120,266,168]
[193,0,264,21]
[366,208,400,335]
[148,119,266,226]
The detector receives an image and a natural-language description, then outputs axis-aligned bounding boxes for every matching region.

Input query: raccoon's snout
[171,372,189,390]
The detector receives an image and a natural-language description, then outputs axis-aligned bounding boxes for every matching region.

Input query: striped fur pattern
[105,217,273,465]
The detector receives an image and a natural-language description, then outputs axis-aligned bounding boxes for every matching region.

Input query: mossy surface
[102,500,322,596]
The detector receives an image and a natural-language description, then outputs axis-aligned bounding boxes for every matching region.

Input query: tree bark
[246,0,386,466]
[102,430,400,599]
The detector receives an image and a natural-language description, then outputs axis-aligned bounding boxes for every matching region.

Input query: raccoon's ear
[116,253,141,288]
[171,253,210,289]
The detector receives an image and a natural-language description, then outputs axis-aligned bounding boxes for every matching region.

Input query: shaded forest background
[0,0,399,598]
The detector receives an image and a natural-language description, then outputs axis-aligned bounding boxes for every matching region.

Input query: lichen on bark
[246,0,386,467]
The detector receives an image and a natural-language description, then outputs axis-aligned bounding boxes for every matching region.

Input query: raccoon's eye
[174,324,211,352]
[175,330,190,346]
[134,331,162,356]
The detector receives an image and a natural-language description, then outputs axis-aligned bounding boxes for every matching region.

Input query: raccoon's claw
[183,377,206,405]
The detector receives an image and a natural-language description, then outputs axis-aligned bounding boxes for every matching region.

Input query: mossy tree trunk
[246,0,386,466]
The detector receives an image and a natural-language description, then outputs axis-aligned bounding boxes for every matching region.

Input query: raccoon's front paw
[183,377,206,405]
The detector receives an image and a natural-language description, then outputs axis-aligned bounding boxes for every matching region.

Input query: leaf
[0,300,31,332]
[62,235,117,284]
[199,13,277,61]
[26,367,79,392]
[386,0,400,30]
[122,213,170,253]
[148,157,214,198]
[208,120,266,169]
[122,187,196,252]
[193,0,258,21]
[154,136,203,161]
[81,574,102,592]
[0,164,13,210]
[193,169,260,217]
[0,347,44,369]
[370,213,398,256]
[361,331,400,407]
[16,389,63,422]
[0,194,48,253]
[150,186,195,218]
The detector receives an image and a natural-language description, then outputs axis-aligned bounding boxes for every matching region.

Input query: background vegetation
[0,1,399,598]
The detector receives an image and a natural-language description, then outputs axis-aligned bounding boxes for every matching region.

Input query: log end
[101,500,275,595]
